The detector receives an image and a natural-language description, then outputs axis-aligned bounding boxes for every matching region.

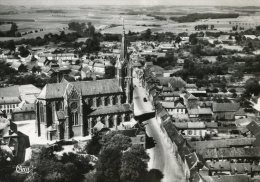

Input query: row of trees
[0,31,81,50]
[170,13,239,23]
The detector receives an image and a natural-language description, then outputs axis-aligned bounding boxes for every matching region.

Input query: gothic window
[117,115,122,126]
[105,97,109,106]
[125,113,131,122]
[112,96,116,105]
[70,102,78,111]
[72,112,79,126]
[97,97,102,107]
[101,116,105,125]
[109,115,114,128]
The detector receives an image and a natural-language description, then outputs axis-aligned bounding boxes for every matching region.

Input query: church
[35,27,134,141]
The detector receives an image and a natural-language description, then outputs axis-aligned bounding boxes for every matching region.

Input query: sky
[0,0,260,7]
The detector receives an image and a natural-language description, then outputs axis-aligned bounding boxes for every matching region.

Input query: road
[133,77,187,182]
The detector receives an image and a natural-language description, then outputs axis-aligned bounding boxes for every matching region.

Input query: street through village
[133,76,187,182]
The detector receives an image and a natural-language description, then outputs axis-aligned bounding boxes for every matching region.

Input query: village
[0,10,260,182]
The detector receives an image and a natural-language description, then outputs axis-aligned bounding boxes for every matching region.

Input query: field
[1,5,260,41]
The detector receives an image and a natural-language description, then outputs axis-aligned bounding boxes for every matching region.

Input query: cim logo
[16,164,34,174]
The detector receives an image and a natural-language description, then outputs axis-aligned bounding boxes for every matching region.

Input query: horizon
[1,0,260,7]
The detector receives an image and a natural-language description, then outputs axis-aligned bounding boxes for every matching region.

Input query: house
[174,122,218,139]
[183,93,198,109]
[12,103,35,121]
[202,175,250,182]
[162,119,185,148]
[188,107,213,121]
[190,138,255,151]
[205,161,257,176]
[0,86,21,115]
[198,147,260,161]
[161,101,186,115]
[212,102,240,121]
[185,84,198,92]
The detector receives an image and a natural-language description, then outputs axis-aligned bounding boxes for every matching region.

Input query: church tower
[118,22,133,104]
[115,56,122,89]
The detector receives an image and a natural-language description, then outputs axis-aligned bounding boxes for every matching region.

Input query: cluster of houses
[0,45,120,82]
[0,84,41,121]
[141,65,260,182]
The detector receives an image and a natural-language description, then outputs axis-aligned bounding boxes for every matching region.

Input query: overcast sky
[1,0,260,6]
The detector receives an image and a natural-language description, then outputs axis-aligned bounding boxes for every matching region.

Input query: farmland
[1,5,260,41]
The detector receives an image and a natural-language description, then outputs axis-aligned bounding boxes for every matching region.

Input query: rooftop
[0,86,20,98]
[191,138,255,151]
[88,104,132,116]
[212,102,240,112]
[38,79,123,100]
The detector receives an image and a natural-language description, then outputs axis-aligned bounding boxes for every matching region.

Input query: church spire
[120,19,127,61]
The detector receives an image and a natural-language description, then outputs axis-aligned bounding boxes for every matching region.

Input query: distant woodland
[170,13,239,23]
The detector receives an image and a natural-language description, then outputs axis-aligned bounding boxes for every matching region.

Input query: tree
[101,132,131,151]
[96,147,122,182]
[189,33,198,45]
[88,22,95,37]
[6,40,16,51]
[120,146,148,182]
[0,148,15,181]
[85,132,102,155]
[143,29,152,40]
[18,46,30,57]
[245,78,260,96]
[61,152,93,174]
[175,36,182,44]
[18,64,28,72]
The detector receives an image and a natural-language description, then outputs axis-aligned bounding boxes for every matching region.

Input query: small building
[0,86,21,115]
[212,102,240,121]
[12,103,35,121]
[188,107,213,122]
[183,93,198,109]
[174,122,218,139]
[158,92,180,101]
[161,101,186,115]
[185,84,198,92]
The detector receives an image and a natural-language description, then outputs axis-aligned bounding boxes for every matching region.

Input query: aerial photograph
[1,0,260,181]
